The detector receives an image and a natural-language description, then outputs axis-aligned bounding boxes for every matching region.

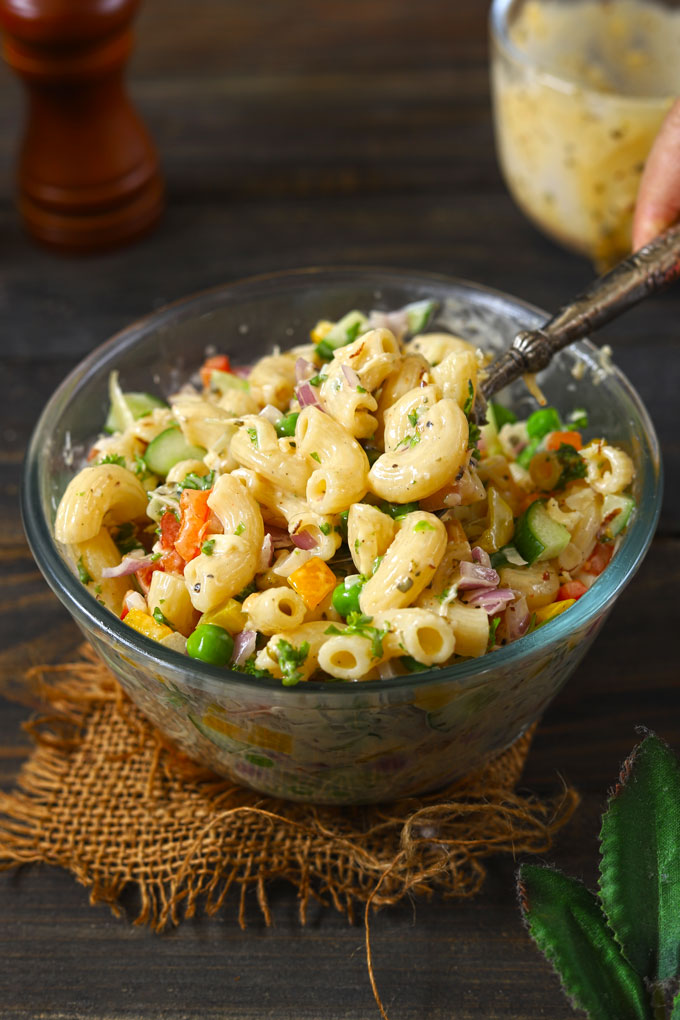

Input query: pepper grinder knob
[0,0,164,251]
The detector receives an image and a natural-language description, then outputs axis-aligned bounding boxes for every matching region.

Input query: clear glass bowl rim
[22,265,662,699]
[490,0,679,104]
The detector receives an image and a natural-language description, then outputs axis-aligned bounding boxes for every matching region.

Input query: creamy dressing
[492,0,680,266]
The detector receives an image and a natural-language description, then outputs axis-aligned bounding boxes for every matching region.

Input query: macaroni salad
[55,302,636,684]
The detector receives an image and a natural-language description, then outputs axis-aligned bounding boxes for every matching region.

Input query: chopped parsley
[413,520,435,533]
[325,612,390,659]
[319,522,331,536]
[234,581,258,603]
[310,451,321,463]
[234,656,273,679]
[463,380,475,417]
[395,433,420,450]
[153,606,175,630]
[234,522,246,536]
[436,587,450,604]
[77,556,93,585]
[487,616,501,649]
[276,639,310,686]
[400,655,427,674]
[555,443,587,486]
[133,455,154,481]
[408,409,419,428]
[179,470,215,491]
[567,408,589,429]
[356,384,367,394]
[307,373,327,387]
[112,522,143,556]
[98,453,126,467]
[246,427,259,447]
[201,539,215,555]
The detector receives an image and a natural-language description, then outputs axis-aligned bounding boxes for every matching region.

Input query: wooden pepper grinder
[0,0,164,251]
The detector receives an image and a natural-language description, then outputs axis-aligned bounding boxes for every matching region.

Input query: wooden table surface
[0,2,677,1017]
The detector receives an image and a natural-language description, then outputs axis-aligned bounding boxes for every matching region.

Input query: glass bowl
[22,267,662,804]
[490,0,680,268]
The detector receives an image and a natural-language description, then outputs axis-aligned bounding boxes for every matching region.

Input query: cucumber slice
[105,389,168,433]
[602,494,634,538]
[317,310,370,359]
[144,426,206,477]
[404,299,437,334]
[209,369,250,394]
[487,401,517,432]
[514,500,571,564]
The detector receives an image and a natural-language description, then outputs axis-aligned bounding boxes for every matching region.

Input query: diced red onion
[259,404,283,426]
[232,629,257,666]
[457,560,499,590]
[266,524,294,549]
[101,552,154,578]
[231,365,251,379]
[257,533,274,571]
[341,364,361,389]
[296,382,322,409]
[368,309,409,339]
[471,546,491,568]
[291,530,318,550]
[123,590,147,614]
[466,587,515,615]
[505,596,530,641]
[295,357,316,383]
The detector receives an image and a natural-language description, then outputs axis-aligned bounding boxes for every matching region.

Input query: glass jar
[490,0,680,268]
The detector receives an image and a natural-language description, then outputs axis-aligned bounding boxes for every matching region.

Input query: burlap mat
[0,644,579,932]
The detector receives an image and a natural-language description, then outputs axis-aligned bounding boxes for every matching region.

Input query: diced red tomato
[557,580,588,601]
[582,541,613,577]
[174,488,212,561]
[200,354,231,389]
[135,562,158,593]
[159,510,181,550]
[546,430,582,452]
[120,606,129,621]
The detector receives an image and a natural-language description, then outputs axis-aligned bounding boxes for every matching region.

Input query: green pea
[331,577,364,618]
[275,412,300,438]
[186,624,234,666]
[337,509,349,541]
[380,500,420,520]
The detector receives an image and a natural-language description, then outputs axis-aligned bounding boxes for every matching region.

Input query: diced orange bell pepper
[557,580,588,601]
[546,430,582,452]
[582,541,613,577]
[288,556,337,609]
[175,489,212,562]
[200,354,231,389]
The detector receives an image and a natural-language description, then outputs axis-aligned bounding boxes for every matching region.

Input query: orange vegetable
[175,489,212,562]
[546,430,582,452]
[582,541,613,577]
[288,557,337,609]
[200,354,231,389]
[534,599,576,625]
[557,580,588,601]
[124,609,173,641]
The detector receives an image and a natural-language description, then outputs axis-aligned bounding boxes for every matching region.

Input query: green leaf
[518,864,651,1020]
[671,985,680,1020]
[599,733,680,982]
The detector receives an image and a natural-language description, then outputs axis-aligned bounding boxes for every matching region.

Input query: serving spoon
[475,221,680,419]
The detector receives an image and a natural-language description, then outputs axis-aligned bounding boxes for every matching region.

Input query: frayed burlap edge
[0,645,579,938]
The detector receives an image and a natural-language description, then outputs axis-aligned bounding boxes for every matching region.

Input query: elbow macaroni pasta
[55,300,637,684]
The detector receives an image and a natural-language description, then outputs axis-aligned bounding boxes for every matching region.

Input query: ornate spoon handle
[480,222,680,404]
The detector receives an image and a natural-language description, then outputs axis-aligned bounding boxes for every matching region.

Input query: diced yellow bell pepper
[288,556,337,610]
[534,598,576,625]
[124,609,173,641]
[199,597,246,634]
[311,319,333,344]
